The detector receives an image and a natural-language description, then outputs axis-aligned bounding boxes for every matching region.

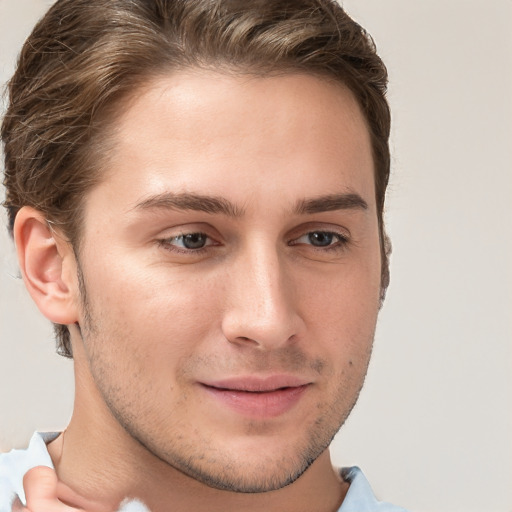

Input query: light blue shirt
[0,432,408,512]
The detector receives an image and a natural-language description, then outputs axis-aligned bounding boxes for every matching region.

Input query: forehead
[89,70,375,214]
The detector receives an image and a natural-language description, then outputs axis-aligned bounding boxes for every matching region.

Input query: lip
[199,375,311,418]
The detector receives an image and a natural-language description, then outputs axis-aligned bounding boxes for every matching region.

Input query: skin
[12,467,103,512]
[15,71,382,512]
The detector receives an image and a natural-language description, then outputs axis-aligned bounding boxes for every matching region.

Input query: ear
[13,206,80,325]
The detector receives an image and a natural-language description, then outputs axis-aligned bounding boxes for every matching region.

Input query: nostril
[231,336,260,347]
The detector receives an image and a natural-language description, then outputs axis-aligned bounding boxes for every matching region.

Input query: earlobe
[13,206,79,326]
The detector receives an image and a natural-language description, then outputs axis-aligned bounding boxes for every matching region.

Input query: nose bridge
[245,241,286,316]
[222,237,300,348]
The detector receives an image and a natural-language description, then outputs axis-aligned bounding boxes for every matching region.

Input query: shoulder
[0,432,58,512]
[338,467,410,512]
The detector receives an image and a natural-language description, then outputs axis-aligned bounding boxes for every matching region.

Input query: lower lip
[201,384,309,418]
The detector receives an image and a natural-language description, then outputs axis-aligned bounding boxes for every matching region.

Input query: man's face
[72,71,382,492]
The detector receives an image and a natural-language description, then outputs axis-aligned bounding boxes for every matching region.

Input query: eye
[304,231,335,247]
[292,230,348,249]
[160,232,214,251]
[178,233,208,249]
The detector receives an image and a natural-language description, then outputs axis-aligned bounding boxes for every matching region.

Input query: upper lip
[200,375,311,392]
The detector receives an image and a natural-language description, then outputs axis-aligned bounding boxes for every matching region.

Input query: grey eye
[181,233,208,249]
[307,232,335,247]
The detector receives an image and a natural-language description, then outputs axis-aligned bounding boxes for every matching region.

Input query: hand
[11,466,106,512]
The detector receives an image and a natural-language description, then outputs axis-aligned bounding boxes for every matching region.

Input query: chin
[172,451,316,493]
[148,426,335,493]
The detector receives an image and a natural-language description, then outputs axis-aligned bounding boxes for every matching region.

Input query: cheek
[300,257,381,319]
[82,257,223,361]
[298,262,380,357]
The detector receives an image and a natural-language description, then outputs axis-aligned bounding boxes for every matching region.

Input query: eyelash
[157,230,350,255]
[157,233,215,255]
[290,231,350,252]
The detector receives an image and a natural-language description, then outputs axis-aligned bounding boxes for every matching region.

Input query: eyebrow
[134,192,244,217]
[294,193,368,214]
[133,191,368,217]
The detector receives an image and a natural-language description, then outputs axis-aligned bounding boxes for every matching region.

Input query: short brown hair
[2,0,391,357]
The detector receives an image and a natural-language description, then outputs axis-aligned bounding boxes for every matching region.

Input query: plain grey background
[1,1,511,511]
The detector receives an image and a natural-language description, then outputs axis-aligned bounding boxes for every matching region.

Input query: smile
[199,376,311,418]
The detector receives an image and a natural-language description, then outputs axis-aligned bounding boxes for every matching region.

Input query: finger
[23,466,119,512]
[23,466,59,504]
[23,467,84,511]
[55,482,105,511]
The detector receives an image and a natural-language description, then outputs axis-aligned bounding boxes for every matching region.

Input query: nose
[221,241,303,350]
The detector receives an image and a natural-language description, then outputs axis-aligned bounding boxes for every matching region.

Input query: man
[0,0,404,510]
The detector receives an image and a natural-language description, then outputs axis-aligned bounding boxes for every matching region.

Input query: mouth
[199,376,311,418]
